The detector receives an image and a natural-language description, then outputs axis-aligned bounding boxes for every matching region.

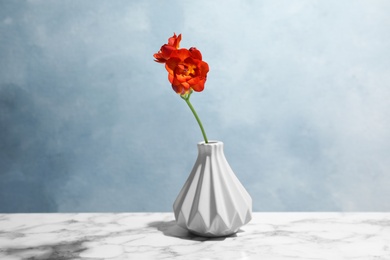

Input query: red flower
[154,34,209,95]
[165,48,209,95]
[153,33,182,63]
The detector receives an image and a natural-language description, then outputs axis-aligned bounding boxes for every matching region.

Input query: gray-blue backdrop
[1,0,390,212]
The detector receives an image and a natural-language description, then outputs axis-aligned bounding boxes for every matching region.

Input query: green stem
[181,94,208,143]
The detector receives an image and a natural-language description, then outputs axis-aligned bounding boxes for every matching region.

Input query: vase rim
[197,140,223,146]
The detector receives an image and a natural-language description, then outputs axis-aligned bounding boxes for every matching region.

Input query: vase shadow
[147,220,239,242]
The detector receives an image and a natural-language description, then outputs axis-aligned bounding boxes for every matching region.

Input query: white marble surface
[0,213,389,260]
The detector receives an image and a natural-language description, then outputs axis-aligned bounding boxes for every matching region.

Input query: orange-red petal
[189,47,202,60]
[168,33,182,49]
[165,57,180,75]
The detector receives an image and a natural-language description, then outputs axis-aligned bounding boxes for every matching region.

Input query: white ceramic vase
[173,141,252,237]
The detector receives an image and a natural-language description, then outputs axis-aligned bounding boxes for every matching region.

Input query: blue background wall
[1,0,390,212]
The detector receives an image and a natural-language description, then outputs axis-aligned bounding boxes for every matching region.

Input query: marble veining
[0,213,389,259]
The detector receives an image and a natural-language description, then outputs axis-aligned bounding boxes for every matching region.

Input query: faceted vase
[173,141,252,237]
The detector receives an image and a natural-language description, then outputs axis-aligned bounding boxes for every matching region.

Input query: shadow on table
[147,220,240,242]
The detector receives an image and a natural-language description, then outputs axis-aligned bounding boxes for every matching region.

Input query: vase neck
[197,141,224,155]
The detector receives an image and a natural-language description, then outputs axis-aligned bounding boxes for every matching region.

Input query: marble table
[0,213,389,259]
